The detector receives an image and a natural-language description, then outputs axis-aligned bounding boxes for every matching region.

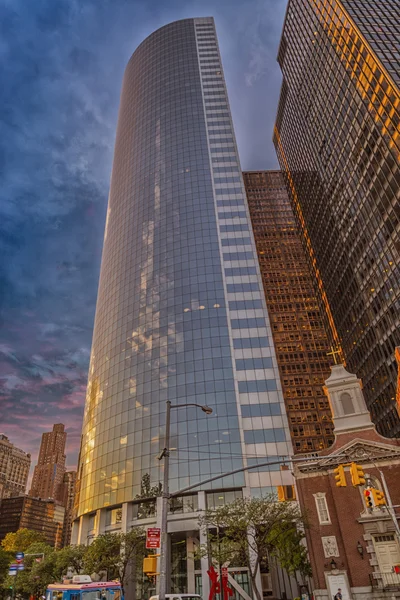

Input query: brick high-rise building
[273,0,400,437]
[30,424,66,501]
[0,496,65,549]
[61,470,76,547]
[244,170,334,453]
[0,434,31,500]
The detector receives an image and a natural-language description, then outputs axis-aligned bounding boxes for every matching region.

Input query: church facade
[294,364,400,600]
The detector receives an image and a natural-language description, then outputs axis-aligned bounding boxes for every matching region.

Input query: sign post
[146,527,161,550]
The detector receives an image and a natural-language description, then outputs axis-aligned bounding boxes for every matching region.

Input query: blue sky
[0,0,286,471]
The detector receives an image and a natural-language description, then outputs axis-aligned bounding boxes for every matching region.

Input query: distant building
[244,170,335,453]
[0,496,65,549]
[29,423,66,502]
[0,434,31,501]
[274,0,400,437]
[61,470,76,547]
[294,364,400,600]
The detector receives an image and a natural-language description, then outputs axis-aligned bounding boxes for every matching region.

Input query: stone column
[77,514,89,545]
[187,534,196,593]
[70,518,80,545]
[198,491,210,600]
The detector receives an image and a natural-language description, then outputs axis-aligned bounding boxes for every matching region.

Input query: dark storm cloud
[0,0,286,470]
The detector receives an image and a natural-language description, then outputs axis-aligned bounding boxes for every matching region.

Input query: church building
[294,364,400,600]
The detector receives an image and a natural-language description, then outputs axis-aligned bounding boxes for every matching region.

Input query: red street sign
[146,527,161,549]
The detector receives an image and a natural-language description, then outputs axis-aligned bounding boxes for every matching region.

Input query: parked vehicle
[46,576,123,600]
[149,595,202,600]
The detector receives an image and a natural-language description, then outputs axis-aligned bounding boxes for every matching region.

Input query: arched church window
[340,392,355,415]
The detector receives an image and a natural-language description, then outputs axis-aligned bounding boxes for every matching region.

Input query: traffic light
[371,488,386,507]
[350,463,366,487]
[277,486,285,502]
[364,488,374,509]
[334,465,346,487]
[143,556,158,576]
[277,485,296,502]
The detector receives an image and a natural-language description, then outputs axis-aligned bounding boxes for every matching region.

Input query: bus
[46,580,123,600]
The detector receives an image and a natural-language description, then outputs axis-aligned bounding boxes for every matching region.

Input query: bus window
[82,590,120,600]
[53,592,63,600]
[82,593,99,600]
[71,595,80,600]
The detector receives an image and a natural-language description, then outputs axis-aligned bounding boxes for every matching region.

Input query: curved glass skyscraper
[73,17,292,595]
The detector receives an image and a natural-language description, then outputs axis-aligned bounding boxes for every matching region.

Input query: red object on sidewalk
[221,567,234,600]
[207,565,221,600]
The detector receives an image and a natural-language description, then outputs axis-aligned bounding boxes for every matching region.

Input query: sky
[0,0,287,474]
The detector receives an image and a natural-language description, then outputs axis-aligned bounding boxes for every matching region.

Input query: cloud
[0,0,287,473]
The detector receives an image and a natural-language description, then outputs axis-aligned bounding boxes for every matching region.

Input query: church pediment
[295,438,400,474]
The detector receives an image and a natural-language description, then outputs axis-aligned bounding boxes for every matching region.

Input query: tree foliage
[0,547,12,586]
[55,544,87,577]
[269,524,312,583]
[83,529,146,593]
[135,473,162,499]
[2,541,56,598]
[200,495,310,600]
[0,529,146,597]
[1,528,46,552]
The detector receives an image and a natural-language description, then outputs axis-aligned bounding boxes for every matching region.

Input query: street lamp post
[158,400,212,600]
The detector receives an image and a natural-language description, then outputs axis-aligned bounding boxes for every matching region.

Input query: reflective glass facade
[244,171,334,452]
[341,0,400,88]
[75,18,291,518]
[274,0,400,437]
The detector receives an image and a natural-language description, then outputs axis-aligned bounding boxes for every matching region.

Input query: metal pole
[378,468,400,541]
[12,571,16,600]
[217,524,222,600]
[159,400,171,600]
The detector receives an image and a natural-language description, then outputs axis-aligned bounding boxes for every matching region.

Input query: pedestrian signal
[371,488,386,507]
[364,488,374,509]
[334,465,346,487]
[143,556,158,575]
[350,463,365,487]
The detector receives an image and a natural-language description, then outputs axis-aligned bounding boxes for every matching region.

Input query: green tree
[200,495,309,600]
[269,524,312,585]
[1,541,55,597]
[134,473,162,518]
[135,473,162,498]
[1,528,46,552]
[0,547,12,586]
[83,529,145,594]
[55,544,87,578]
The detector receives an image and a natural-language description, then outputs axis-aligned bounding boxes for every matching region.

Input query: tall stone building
[61,470,76,547]
[30,424,66,501]
[273,0,400,437]
[243,170,334,453]
[0,434,31,500]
